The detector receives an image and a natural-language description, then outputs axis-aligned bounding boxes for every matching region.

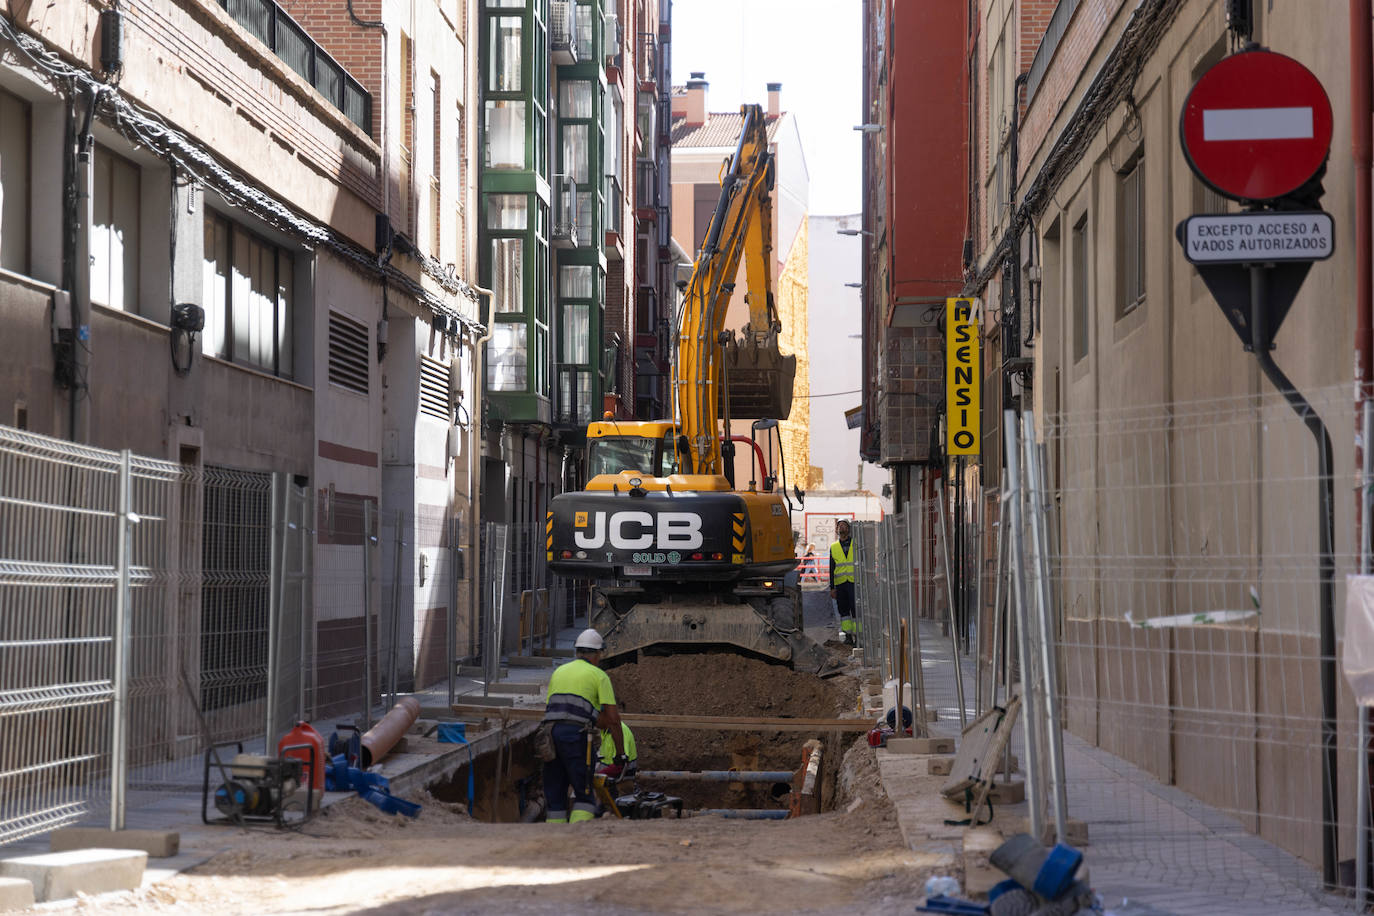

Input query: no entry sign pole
[1178,47,1339,891]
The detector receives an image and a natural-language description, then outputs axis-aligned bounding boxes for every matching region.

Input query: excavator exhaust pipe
[721,332,796,420]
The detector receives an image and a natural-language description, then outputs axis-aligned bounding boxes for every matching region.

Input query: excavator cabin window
[586,434,675,478]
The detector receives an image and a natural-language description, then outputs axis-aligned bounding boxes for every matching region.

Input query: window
[487,322,527,390]
[488,194,529,230]
[484,100,526,169]
[560,81,593,118]
[491,237,524,312]
[1072,216,1088,363]
[560,264,592,297]
[203,212,295,377]
[561,124,589,183]
[488,16,522,91]
[562,303,589,362]
[0,88,30,274]
[91,146,141,312]
[1118,156,1144,316]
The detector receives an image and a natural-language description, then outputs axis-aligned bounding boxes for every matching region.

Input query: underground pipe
[636,770,795,783]
[360,696,421,768]
[691,809,790,820]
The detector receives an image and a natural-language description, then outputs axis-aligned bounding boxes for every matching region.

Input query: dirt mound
[610,651,857,718]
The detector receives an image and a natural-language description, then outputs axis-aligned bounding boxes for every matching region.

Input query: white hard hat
[574,628,604,650]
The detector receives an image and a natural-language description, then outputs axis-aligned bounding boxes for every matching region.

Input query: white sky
[670,0,863,215]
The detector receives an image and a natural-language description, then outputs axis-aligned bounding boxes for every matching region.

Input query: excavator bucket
[721,332,796,420]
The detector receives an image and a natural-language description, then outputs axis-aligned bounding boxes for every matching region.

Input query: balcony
[604,174,624,260]
[637,32,658,89]
[635,158,657,218]
[556,364,595,427]
[223,0,371,133]
[550,0,579,66]
[604,11,623,73]
[552,175,578,249]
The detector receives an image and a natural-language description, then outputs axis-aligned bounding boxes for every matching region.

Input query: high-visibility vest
[830,539,855,585]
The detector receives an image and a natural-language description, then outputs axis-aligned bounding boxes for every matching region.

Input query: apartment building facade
[475,0,674,624]
[864,0,1367,880]
[0,0,484,709]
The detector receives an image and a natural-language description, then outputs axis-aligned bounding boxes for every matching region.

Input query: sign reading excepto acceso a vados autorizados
[945,297,980,457]
[1180,211,1334,265]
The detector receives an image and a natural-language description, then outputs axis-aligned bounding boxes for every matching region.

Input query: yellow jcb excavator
[545,104,833,672]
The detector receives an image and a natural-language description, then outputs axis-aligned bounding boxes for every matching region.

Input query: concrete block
[987,780,1026,805]
[50,827,179,858]
[962,827,1004,896]
[0,877,34,910]
[885,737,955,755]
[1019,816,1090,847]
[0,848,146,902]
[926,755,954,776]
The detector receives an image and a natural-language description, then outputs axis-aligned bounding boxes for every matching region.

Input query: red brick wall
[281,0,385,142]
[1019,0,1126,178]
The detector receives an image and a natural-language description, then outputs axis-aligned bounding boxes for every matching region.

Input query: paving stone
[0,848,146,902]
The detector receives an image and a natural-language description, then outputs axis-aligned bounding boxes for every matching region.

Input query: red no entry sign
[1180,49,1332,202]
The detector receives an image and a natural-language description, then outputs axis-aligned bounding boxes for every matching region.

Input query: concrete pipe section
[360,697,421,768]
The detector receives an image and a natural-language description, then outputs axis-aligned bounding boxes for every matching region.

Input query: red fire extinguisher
[279,721,326,796]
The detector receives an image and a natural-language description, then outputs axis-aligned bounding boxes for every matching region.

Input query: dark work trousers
[544,721,595,822]
[833,581,856,619]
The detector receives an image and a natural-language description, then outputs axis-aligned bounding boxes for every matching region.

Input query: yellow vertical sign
[946,297,981,455]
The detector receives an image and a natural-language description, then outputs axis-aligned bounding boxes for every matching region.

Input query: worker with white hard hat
[541,627,625,823]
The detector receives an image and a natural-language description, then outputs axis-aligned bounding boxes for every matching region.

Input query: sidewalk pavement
[872,617,1348,916]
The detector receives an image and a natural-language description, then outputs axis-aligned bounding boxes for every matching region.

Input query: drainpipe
[1354,0,1372,529]
[72,86,102,444]
[467,285,495,659]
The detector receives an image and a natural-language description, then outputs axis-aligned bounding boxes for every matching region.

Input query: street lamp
[844,282,863,288]
[836,228,873,237]
[853,123,883,132]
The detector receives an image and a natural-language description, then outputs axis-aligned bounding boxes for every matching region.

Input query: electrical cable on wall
[0,11,486,337]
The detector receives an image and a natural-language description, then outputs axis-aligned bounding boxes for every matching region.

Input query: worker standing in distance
[542,628,626,823]
[830,520,859,644]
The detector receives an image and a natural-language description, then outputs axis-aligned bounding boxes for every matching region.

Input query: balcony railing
[635,158,656,210]
[222,0,371,133]
[556,364,594,426]
[550,0,579,65]
[605,174,623,236]
[552,174,578,246]
[637,32,657,86]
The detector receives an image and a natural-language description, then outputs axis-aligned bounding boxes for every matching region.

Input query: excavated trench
[430,651,858,822]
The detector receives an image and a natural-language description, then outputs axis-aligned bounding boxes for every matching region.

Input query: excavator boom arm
[675,104,777,474]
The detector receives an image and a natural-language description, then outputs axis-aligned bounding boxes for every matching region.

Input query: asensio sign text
[945,298,980,456]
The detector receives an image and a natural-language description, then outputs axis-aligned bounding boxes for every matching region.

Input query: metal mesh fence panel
[1018,385,1362,912]
[0,428,122,842]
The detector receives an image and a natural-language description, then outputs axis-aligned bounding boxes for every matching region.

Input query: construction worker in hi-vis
[542,628,626,823]
[830,520,860,644]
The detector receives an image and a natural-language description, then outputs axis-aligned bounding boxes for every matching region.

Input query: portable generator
[201,740,316,827]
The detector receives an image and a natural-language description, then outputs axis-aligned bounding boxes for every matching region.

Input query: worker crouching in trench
[541,628,627,823]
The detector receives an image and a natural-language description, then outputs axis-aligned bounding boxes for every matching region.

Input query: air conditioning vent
[328,311,370,395]
[419,356,451,421]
